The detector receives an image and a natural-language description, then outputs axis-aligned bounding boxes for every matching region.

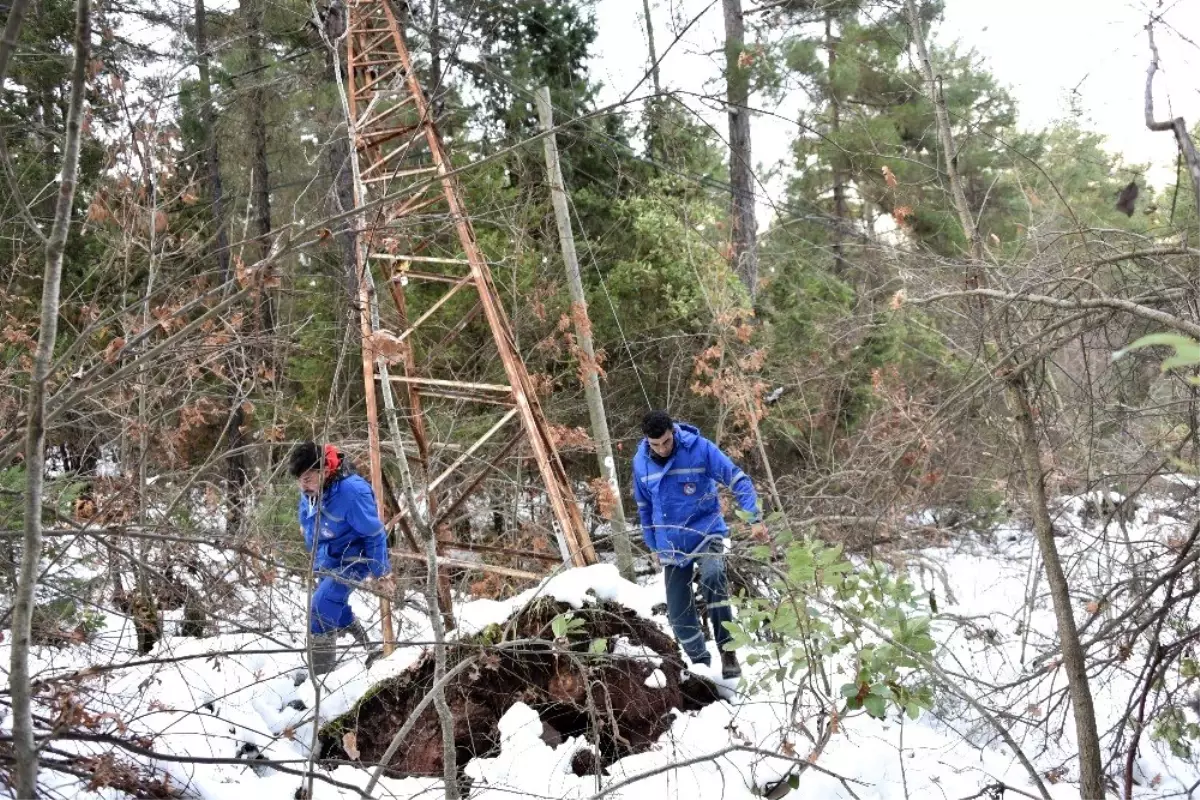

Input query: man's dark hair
[288,441,321,478]
[641,410,673,439]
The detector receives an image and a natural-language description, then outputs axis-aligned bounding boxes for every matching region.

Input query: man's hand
[371,574,397,598]
[749,522,770,544]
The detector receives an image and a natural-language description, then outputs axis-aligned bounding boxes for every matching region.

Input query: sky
[589,0,1200,225]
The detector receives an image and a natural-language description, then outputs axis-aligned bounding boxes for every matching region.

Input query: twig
[586,743,869,800]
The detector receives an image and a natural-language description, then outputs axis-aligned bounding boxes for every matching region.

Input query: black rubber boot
[346,619,384,667]
[309,632,338,678]
[721,651,742,680]
[345,619,370,647]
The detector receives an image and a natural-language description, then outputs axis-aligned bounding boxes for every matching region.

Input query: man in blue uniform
[633,410,769,679]
[288,441,391,676]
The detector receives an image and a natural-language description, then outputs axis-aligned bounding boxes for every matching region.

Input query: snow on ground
[6,487,1200,798]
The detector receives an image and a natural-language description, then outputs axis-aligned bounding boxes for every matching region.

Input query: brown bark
[194,0,231,283]
[722,0,758,298]
[1008,378,1105,800]
[240,0,275,335]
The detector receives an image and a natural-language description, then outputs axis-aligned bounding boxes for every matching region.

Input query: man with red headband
[288,441,391,676]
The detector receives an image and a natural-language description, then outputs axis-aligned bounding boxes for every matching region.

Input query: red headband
[323,444,340,477]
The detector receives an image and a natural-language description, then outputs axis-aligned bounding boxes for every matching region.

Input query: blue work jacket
[298,474,390,579]
[632,423,759,566]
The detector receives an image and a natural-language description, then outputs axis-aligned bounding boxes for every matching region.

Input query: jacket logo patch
[683,482,697,495]
[320,524,337,539]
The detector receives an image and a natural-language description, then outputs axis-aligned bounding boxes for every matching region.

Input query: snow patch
[644,668,667,689]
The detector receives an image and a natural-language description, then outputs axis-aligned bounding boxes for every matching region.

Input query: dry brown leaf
[86,195,110,224]
[101,337,125,364]
[881,164,898,188]
[589,477,618,520]
[342,730,360,760]
[234,257,251,289]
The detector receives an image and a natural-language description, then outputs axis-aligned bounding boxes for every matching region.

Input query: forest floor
[4,487,1200,800]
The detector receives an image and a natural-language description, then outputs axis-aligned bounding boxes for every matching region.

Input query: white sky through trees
[591,0,1200,227]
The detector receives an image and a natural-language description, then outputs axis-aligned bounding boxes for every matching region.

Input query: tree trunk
[194,0,231,284]
[642,0,661,96]
[429,0,442,120]
[825,14,848,279]
[241,0,274,330]
[722,0,757,299]
[641,0,662,160]
[1009,377,1106,799]
[322,0,361,305]
[905,4,1104,797]
[904,2,981,266]
[195,0,247,531]
[536,87,635,582]
[11,0,89,793]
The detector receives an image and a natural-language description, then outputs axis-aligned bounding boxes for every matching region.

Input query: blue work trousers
[662,540,732,664]
[310,567,366,635]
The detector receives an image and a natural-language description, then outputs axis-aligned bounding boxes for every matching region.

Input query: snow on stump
[318,596,720,777]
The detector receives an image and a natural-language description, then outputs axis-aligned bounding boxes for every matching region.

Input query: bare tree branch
[11,0,91,792]
[908,287,1200,340]
[1146,23,1200,223]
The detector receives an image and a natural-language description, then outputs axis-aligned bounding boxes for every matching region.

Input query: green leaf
[840,682,859,699]
[590,637,608,654]
[909,635,936,654]
[906,702,921,721]
[551,613,572,639]
[1115,333,1200,372]
[787,773,800,790]
[864,695,887,719]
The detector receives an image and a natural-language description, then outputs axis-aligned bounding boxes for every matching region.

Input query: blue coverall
[632,422,759,664]
[298,474,390,635]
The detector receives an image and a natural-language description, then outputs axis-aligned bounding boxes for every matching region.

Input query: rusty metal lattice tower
[343,0,598,629]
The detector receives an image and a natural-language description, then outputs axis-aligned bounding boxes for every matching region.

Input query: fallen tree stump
[319,597,720,778]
